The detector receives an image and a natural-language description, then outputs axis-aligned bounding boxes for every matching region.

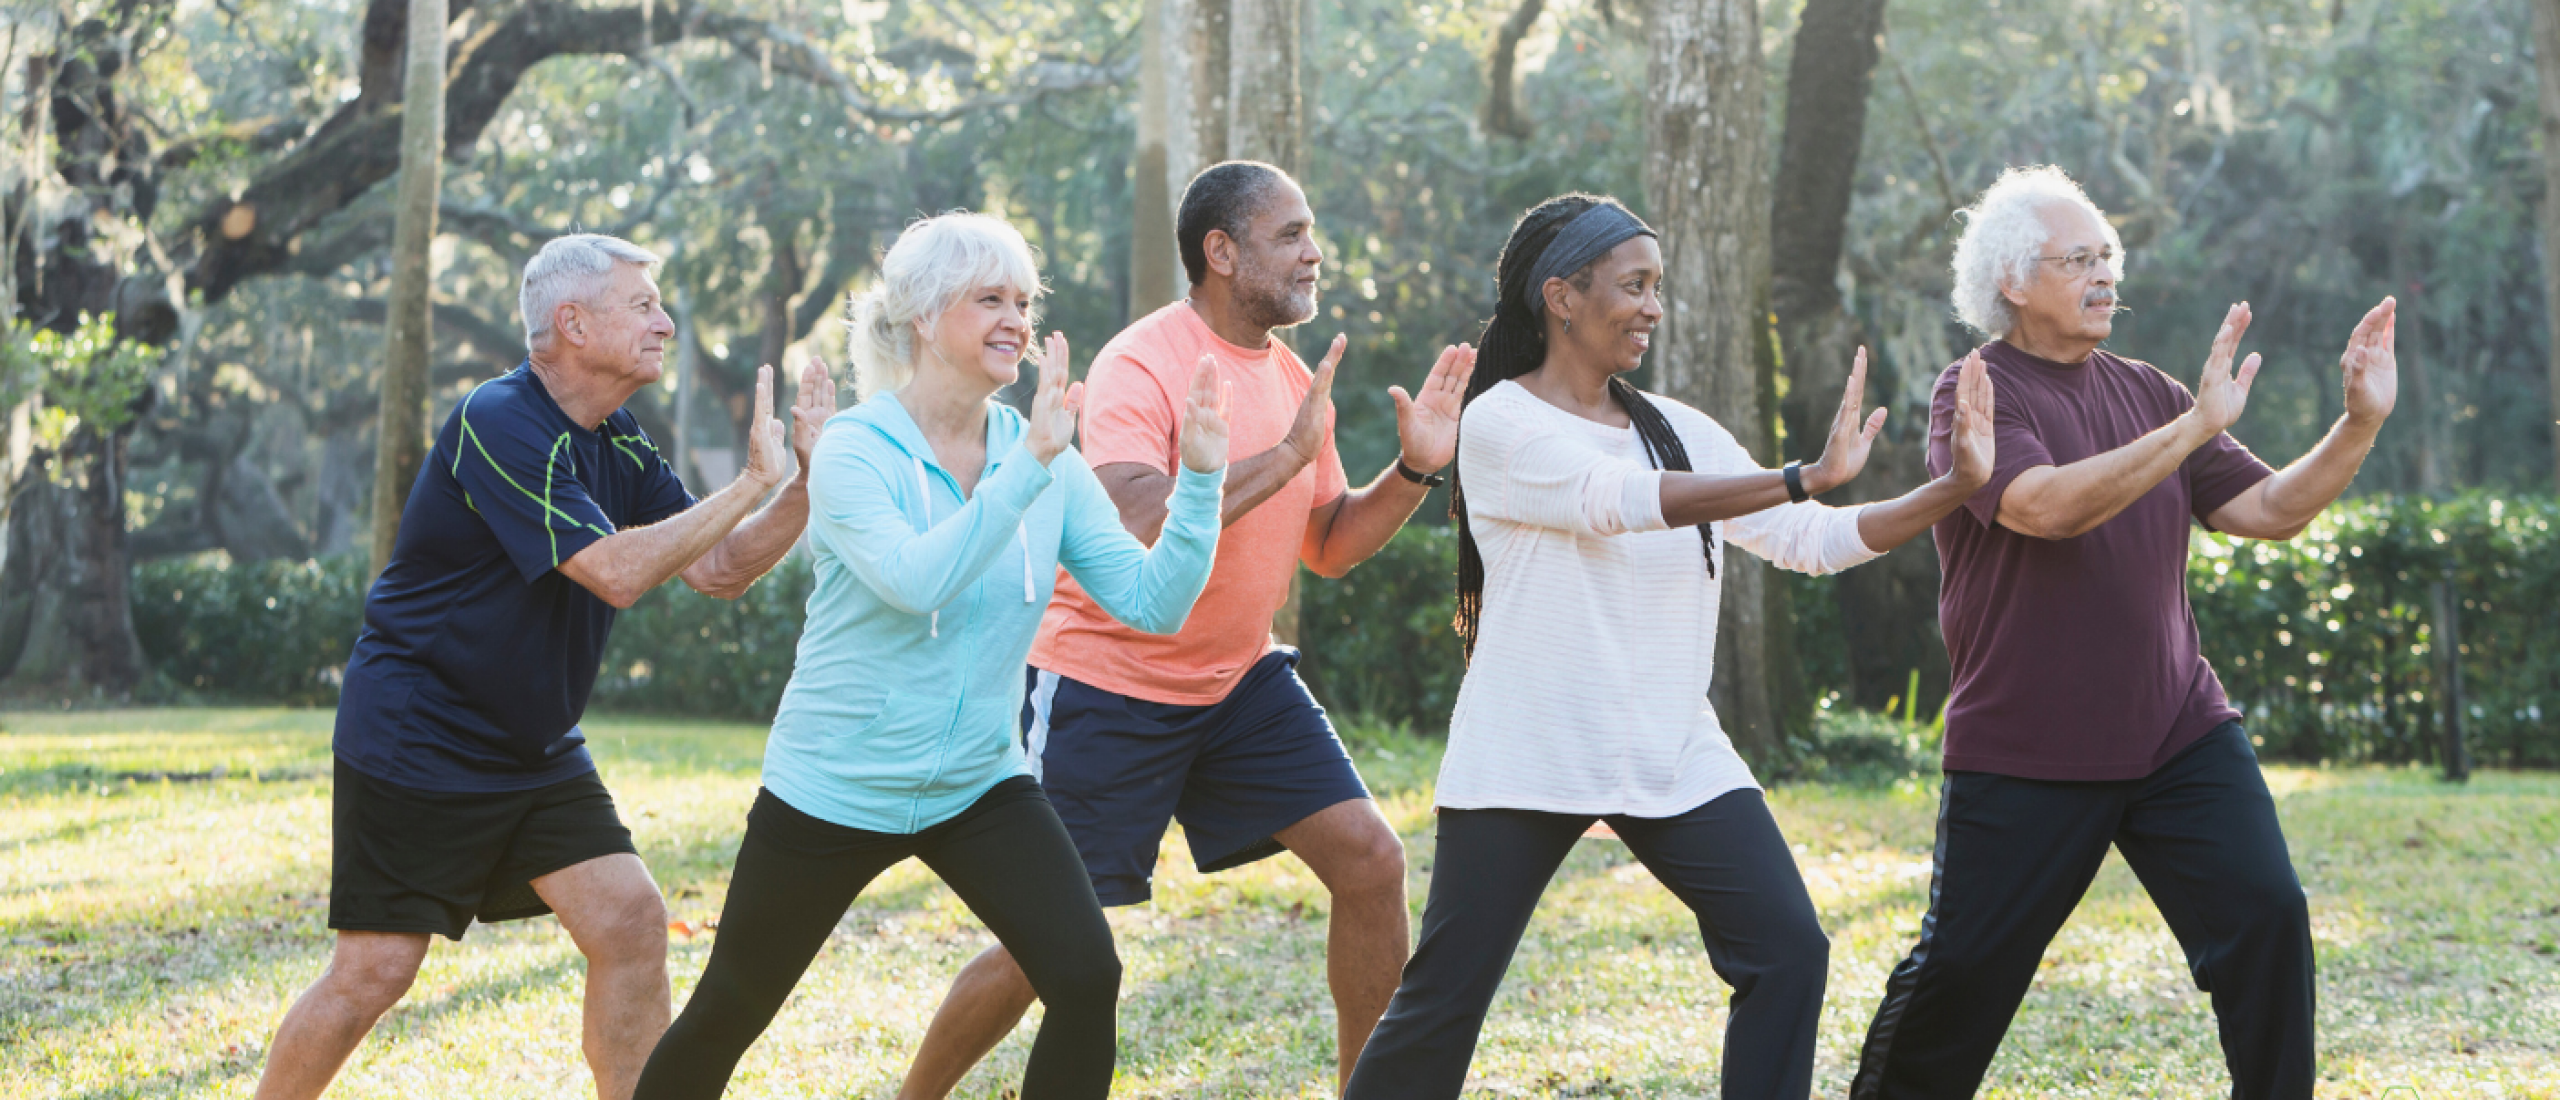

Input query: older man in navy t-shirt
[1851,168,2398,1100]
[254,234,836,1100]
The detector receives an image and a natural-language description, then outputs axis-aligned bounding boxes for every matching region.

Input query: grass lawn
[3,708,2555,1098]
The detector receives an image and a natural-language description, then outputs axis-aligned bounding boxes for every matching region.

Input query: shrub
[588,556,812,719]
[2189,492,2560,769]
[1296,524,1467,733]
[133,554,369,705]
[120,494,2560,768]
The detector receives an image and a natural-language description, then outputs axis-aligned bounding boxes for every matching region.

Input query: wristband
[1395,458,1447,488]
[1783,461,1810,503]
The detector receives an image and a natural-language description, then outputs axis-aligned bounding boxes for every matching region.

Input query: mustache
[2082,290,2122,311]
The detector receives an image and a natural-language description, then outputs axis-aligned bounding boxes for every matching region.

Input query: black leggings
[1343,788,1829,1100]
[633,777,1119,1100]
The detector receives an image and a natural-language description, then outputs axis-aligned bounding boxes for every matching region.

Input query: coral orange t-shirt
[1028,301,1348,705]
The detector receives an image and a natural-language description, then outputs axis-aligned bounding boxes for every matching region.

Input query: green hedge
[122,495,2560,768]
[1296,525,1467,732]
[2190,493,2560,769]
[134,555,370,705]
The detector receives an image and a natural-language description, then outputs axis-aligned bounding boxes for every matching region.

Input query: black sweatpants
[634,777,1120,1100]
[1850,722,2314,1099]
[1344,788,1829,1100]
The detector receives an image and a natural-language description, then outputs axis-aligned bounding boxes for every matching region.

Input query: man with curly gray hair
[1850,165,2400,1100]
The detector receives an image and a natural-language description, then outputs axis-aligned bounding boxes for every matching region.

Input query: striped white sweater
[1438,380,1881,816]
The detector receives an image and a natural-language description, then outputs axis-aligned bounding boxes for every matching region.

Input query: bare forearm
[1108,444,1309,543]
[684,481,810,597]
[561,477,770,608]
[1659,470,1795,530]
[2000,413,2213,538]
[1855,473,1979,552]
[2259,415,2382,529]
[1303,470,1431,577]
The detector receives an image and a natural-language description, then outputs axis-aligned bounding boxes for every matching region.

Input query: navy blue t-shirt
[334,365,696,792]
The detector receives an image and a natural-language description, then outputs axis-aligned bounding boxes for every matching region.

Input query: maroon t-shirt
[1924,341,2274,781]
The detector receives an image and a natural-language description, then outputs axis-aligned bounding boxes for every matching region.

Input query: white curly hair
[1949,165,2124,337]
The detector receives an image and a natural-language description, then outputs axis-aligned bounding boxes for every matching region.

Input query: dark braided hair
[1452,194,1715,661]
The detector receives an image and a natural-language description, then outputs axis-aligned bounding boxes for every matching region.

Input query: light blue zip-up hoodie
[763,392,1223,833]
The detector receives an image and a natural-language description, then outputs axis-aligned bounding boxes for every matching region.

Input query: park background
[1,0,2556,1095]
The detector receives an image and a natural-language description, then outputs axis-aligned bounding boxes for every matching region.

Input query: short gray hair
[846,212,1043,400]
[1949,166,2124,337]
[521,233,662,353]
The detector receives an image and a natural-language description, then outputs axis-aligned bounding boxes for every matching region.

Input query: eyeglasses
[2035,247,2118,279]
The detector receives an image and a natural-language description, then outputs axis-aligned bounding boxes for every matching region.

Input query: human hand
[2190,303,2262,436]
[789,354,840,483]
[1024,331,1084,465]
[1178,355,1232,473]
[1806,347,1888,495]
[2340,297,2398,428]
[1391,343,1475,474]
[1948,349,1996,490]
[740,364,791,489]
[1281,334,1343,466]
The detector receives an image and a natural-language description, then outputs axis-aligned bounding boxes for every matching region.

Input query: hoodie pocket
[814,692,961,792]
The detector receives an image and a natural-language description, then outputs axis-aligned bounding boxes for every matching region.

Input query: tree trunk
[1168,0,1231,178]
[2534,0,2560,491]
[366,0,449,581]
[1225,0,1300,171]
[1645,0,1788,765]
[1767,0,1944,714]
[1131,0,1183,314]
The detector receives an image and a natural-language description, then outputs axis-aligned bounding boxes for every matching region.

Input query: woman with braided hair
[1342,194,1998,1100]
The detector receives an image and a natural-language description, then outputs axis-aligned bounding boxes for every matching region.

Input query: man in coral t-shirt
[896,161,1476,1097]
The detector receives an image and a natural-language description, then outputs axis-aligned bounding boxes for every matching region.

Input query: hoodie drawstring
[915,455,1037,631]
[914,457,939,638]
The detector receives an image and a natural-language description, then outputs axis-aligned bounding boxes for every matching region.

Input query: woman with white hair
[633,212,1233,1100]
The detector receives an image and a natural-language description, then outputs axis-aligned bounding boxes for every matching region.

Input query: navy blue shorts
[1021,649,1371,906]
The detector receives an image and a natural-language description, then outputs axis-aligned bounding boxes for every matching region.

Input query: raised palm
[1393,343,1476,472]
[1948,350,1996,488]
[2340,298,2398,426]
[2192,302,2262,435]
[1808,347,1888,494]
[1024,331,1084,464]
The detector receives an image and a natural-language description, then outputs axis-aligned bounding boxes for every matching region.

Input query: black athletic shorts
[328,758,638,941]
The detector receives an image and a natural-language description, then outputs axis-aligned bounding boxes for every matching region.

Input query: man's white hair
[1949,165,2125,337]
[846,211,1044,400]
[521,233,662,353]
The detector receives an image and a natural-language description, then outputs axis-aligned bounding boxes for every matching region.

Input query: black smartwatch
[1395,458,1448,488]
[1782,461,1811,503]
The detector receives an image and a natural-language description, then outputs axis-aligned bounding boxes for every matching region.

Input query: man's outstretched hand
[2340,297,2398,428]
[1392,343,1476,475]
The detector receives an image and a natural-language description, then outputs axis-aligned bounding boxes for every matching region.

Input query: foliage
[7,709,2557,1096]
[122,494,2560,770]
[1779,702,1944,789]
[126,551,818,718]
[0,314,161,447]
[1296,524,1466,732]
[130,554,368,706]
[2191,492,2560,769]
[588,555,815,720]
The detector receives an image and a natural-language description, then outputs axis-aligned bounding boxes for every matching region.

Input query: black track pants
[634,777,1120,1100]
[1344,788,1829,1100]
[1850,722,2315,1100]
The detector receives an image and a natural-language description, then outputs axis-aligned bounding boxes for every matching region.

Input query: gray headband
[1524,203,1656,316]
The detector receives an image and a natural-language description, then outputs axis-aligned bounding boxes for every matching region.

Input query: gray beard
[1235,263,1316,331]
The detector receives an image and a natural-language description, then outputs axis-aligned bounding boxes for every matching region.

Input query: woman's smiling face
[1549,235,1664,374]
[921,282,1037,391]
